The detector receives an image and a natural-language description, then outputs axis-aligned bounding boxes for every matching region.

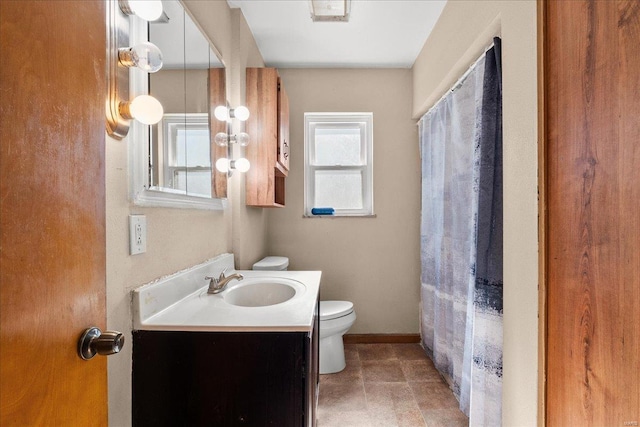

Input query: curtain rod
[418,41,495,123]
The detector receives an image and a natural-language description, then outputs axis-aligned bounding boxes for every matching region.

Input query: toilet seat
[320,301,354,320]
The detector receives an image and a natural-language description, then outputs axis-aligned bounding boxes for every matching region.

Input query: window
[154,113,212,198]
[304,113,373,216]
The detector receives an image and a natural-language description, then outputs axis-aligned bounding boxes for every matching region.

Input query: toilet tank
[252,256,289,271]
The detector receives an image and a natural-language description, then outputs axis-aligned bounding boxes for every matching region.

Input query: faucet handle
[218,268,228,281]
[204,275,218,285]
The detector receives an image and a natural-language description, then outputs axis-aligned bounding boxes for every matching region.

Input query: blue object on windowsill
[311,207,335,215]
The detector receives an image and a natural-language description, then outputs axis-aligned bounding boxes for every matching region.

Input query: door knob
[78,327,125,360]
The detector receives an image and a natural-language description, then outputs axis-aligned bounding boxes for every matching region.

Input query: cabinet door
[246,67,285,207]
[277,78,290,175]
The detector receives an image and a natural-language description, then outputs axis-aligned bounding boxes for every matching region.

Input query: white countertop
[132,254,320,332]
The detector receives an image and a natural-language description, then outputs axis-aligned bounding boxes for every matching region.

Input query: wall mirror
[129,0,228,209]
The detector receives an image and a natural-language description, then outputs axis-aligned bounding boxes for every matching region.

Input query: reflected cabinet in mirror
[130,0,227,209]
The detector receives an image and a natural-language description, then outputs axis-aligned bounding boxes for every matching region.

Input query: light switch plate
[129,214,147,255]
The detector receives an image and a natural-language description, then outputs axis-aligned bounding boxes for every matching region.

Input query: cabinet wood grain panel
[246,68,287,207]
[210,68,227,198]
[545,0,640,425]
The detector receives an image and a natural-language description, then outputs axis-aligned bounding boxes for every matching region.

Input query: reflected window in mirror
[155,113,211,197]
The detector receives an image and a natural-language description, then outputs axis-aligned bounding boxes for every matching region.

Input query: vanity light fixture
[213,104,251,176]
[214,105,250,122]
[118,42,163,73]
[230,106,250,121]
[215,157,251,174]
[119,95,164,125]
[214,130,251,175]
[214,132,250,147]
[107,0,166,139]
[118,0,164,22]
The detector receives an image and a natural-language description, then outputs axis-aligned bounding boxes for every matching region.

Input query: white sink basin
[132,256,320,332]
[223,279,301,307]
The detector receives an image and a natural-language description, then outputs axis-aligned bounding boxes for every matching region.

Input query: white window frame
[157,113,211,198]
[304,112,374,217]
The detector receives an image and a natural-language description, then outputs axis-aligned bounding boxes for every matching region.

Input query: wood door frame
[541,1,640,424]
[537,1,547,426]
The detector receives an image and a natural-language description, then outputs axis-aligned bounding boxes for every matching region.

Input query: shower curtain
[419,38,502,425]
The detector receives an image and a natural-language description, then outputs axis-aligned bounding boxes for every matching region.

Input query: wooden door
[544,0,640,425]
[0,1,108,425]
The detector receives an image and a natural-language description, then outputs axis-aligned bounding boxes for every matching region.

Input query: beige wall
[413,1,539,425]
[105,0,539,424]
[267,69,421,334]
[105,2,264,425]
[229,9,270,270]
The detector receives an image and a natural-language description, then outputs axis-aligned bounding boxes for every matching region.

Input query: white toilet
[252,256,356,374]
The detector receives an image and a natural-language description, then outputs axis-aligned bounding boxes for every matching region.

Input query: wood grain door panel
[0,1,107,425]
[545,1,640,425]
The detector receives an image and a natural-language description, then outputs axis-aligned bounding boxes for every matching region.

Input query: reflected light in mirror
[119,0,164,21]
[234,158,251,173]
[214,105,229,122]
[230,106,250,121]
[215,158,230,173]
[215,132,228,147]
[236,132,250,147]
[121,95,164,125]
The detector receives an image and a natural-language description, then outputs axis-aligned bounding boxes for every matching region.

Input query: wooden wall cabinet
[132,309,319,426]
[245,67,289,207]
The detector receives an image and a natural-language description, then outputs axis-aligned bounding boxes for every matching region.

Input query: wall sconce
[107,0,165,140]
[214,105,251,176]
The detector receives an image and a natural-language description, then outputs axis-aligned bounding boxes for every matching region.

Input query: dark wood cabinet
[132,311,318,426]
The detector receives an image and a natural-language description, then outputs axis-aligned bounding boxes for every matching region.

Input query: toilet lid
[320,301,354,320]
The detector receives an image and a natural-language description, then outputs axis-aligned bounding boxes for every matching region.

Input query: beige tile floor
[317,343,468,427]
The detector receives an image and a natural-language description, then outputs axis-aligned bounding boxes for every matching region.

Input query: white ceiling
[227,0,447,68]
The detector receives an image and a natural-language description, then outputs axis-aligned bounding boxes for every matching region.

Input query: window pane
[173,170,212,197]
[175,128,211,167]
[314,125,362,166]
[314,169,363,209]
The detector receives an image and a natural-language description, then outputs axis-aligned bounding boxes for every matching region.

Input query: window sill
[303,214,377,218]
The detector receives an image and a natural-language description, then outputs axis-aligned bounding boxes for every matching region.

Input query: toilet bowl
[319,300,356,374]
[252,256,356,374]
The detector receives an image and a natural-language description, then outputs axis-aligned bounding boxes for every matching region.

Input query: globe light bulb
[231,106,250,121]
[123,95,164,125]
[233,158,251,173]
[214,132,229,147]
[121,0,164,21]
[214,106,229,122]
[215,158,230,173]
[119,42,163,73]
[235,132,250,147]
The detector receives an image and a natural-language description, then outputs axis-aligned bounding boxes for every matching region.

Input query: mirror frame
[128,3,227,210]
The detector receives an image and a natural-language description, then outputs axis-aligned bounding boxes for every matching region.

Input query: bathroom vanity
[132,317,318,426]
[131,255,320,426]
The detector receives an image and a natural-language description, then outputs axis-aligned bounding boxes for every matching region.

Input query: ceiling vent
[309,0,351,22]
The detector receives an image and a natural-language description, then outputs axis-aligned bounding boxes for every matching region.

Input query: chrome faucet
[205,269,243,294]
